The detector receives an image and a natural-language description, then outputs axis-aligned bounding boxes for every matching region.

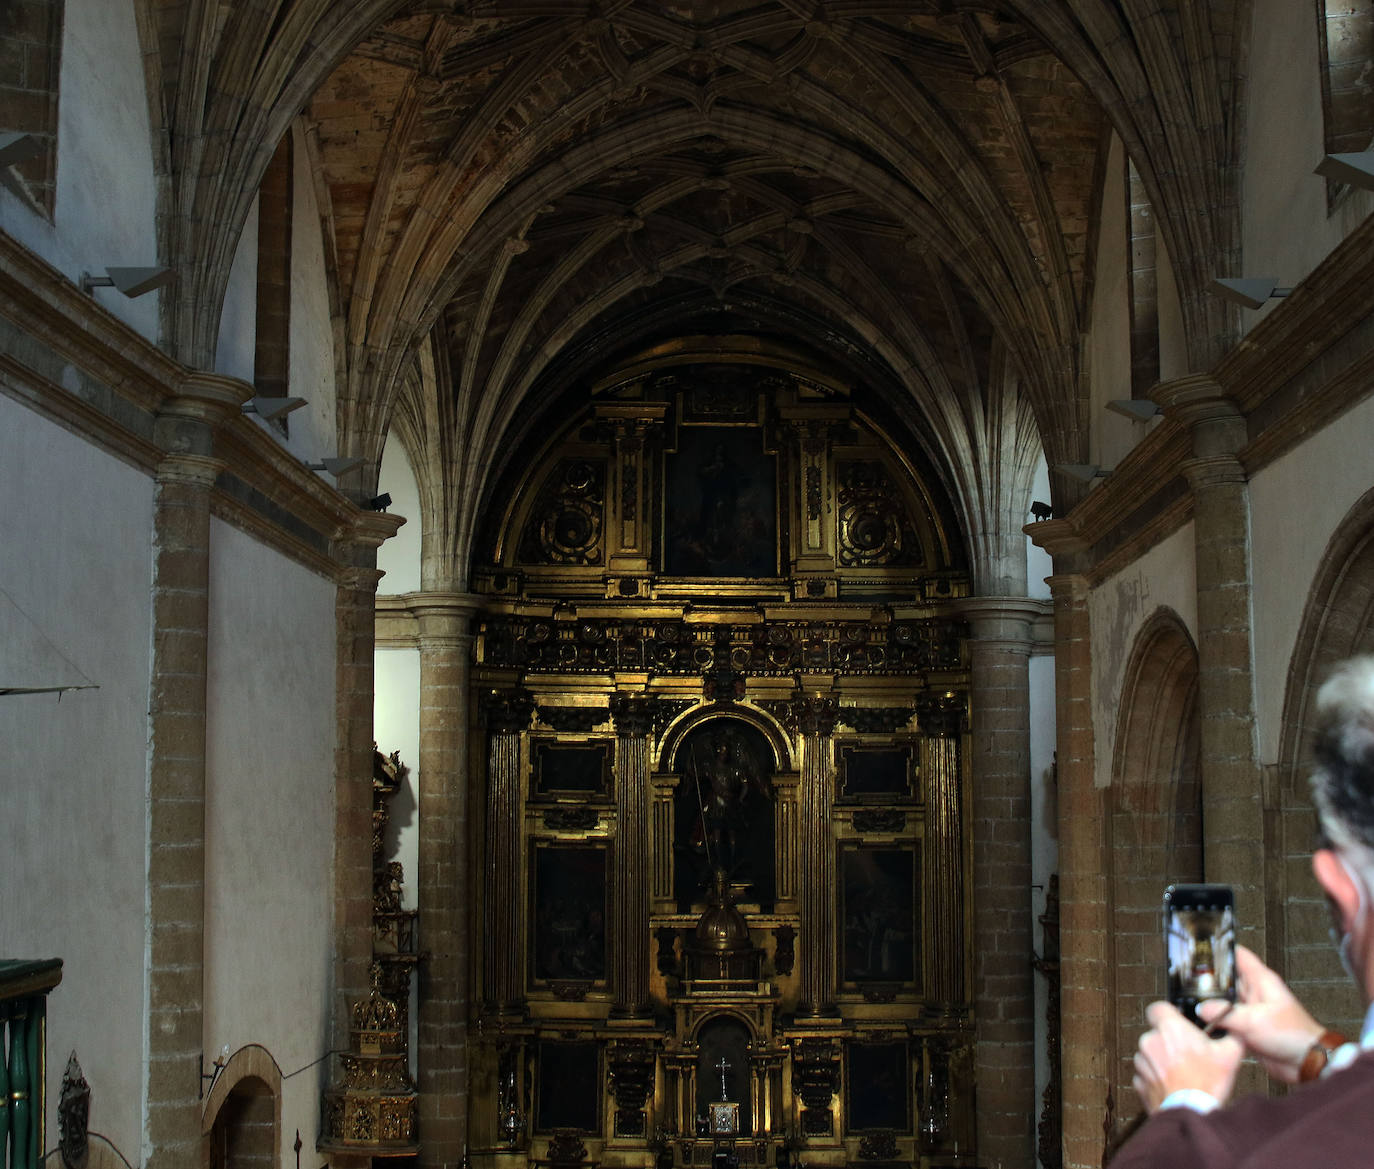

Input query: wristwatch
[1299,1029,1349,1082]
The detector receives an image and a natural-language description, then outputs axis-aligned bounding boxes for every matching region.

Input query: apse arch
[1106,607,1201,1117]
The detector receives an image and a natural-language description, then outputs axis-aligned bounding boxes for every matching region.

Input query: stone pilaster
[791,693,839,1013]
[954,597,1041,1169]
[610,694,659,1013]
[1152,376,1266,953]
[333,512,404,1051]
[598,401,667,576]
[143,374,245,1169]
[1045,569,1108,1169]
[412,592,482,1169]
[481,688,534,1007]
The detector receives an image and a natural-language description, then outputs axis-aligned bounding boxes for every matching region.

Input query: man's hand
[1195,944,1325,1083]
[1132,1001,1244,1113]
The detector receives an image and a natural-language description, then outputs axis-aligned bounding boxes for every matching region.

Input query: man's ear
[1314,847,1362,930]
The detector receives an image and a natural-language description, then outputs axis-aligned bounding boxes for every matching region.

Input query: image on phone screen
[1164,884,1236,1025]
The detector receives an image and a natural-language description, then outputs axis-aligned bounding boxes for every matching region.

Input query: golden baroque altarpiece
[427,343,976,1169]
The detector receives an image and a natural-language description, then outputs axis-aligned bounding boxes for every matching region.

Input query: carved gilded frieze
[479,615,964,676]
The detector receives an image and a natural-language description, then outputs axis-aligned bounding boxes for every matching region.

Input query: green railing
[0,960,62,1169]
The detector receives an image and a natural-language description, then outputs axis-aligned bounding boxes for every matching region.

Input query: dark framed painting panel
[836,744,916,802]
[532,740,612,800]
[839,844,920,988]
[535,1040,602,1133]
[845,1041,911,1132]
[663,425,779,578]
[531,842,608,984]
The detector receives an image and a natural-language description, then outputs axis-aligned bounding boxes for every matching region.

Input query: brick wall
[211,1080,276,1169]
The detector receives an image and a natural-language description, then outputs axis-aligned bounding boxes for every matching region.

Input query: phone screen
[1164,884,1236,1026]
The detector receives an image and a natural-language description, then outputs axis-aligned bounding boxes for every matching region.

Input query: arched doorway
[1107,609,1201,1121]
[202,1047,281,1169]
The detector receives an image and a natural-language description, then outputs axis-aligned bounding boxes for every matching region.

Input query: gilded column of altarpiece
[464,355,977,1169]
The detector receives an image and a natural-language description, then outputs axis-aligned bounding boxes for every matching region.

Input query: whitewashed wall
[1088,133,1136,473]
[1241,0,1374,325]
[1088,523,1198,789]
[374,436,429,905]
[0,398,153,1162]
[1027,649,1058,1131]
[282,121,340,465]
[1025,455,1052,600]
[1250,391,1374,762]
[216,201,260,385]
[374,649,421,910]
[204,519,337,1166]
[0,0,161,342]
[377,440,423,595]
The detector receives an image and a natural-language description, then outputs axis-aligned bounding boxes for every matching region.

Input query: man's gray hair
[1311,656,1374,878]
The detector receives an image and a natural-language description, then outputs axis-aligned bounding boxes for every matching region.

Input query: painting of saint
[665,427,778,577]
[673,720,776,910]
[840,847,918,985]
[532,845,607,982]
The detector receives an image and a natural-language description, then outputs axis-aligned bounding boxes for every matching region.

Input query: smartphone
[1163,884,1236,1026]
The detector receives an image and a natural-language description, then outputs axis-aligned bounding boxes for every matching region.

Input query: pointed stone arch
[201,1045,282,1169]
[1106,608,1201,1119]
[1273,485,1374,1035]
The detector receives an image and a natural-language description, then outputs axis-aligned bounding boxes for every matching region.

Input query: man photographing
[1115,656,1374,1166]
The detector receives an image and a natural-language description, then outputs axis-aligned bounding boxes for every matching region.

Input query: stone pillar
[482,688,534,1007]
[1044,563,1109,1169]
[333,512,405,1045]
[916,691,967,1010]
[955,597,1040,1169]
[1152,375,1266,952]
[412,592,482,1169]
[792,693,839,1014]
[610,694,659,1014]
[143,374,244,1169]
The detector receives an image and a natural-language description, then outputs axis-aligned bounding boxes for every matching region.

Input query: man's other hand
[1195,944,1324,1083]
[1132,1001,1244,1113]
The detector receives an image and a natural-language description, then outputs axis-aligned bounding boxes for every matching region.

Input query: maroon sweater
[1112,1051,1374,1168]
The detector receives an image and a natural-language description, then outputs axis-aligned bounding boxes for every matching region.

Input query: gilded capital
[789,692,839,735]
[482,687,535,733]
[609,693,660,735]
[916,690,966,738]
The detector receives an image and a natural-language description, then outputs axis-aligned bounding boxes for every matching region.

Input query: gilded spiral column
[482,688,533,1007]
[610,694,658,1013]
[793,693,839,1014]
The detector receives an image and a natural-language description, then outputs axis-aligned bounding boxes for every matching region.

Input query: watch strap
[1299,1029,1349,1082]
